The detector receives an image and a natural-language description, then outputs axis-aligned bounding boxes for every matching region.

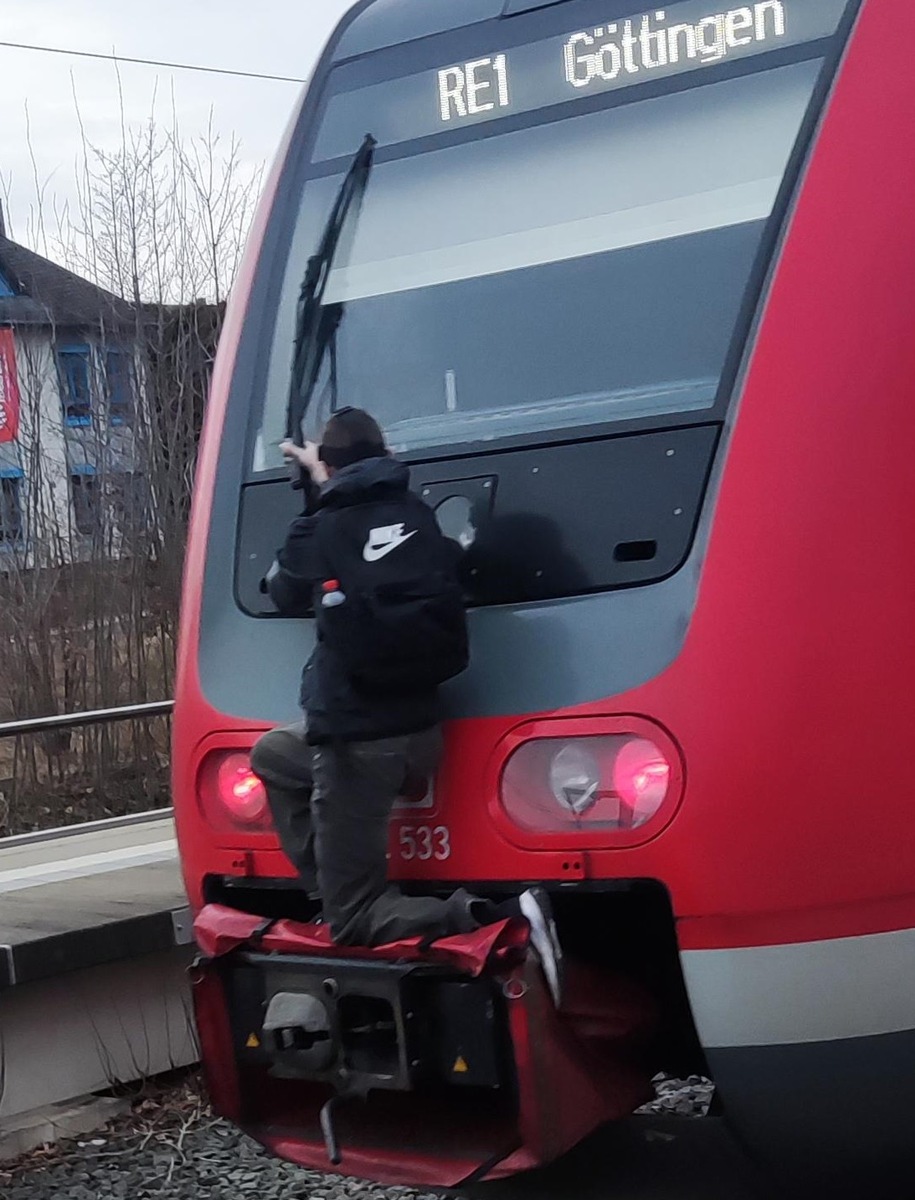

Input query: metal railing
[0,700,175,843]
[0,807,175,849]
[0,699,174,739]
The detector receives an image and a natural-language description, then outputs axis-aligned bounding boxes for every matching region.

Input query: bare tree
[0,94,263,834]
[58,86,261,306]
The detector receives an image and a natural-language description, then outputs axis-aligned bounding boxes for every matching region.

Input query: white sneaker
[519,888,564,1008]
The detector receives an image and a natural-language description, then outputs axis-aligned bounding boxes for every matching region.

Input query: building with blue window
[0,220,144,563]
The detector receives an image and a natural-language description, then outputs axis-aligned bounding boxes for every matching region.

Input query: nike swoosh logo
[363,530,417,563]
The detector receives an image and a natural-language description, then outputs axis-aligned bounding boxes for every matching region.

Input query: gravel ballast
[637,1074,716,1118]
[0,1078,435,1200]
[3,1120,436,1200]
[1,1074,714,1199]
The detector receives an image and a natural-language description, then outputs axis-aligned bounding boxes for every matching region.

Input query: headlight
[549,743,601,815]
[501,734,672,834]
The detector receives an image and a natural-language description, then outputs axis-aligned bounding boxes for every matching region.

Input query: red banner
[0,328,20,443]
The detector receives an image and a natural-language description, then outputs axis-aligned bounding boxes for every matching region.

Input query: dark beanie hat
[319,406,387,469]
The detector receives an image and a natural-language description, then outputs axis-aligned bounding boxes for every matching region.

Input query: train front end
[174,0,915,1194]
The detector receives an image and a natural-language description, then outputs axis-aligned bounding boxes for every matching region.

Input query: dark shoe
[519,888,564,1008]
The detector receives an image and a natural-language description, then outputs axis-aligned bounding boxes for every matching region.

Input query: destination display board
[314,0,849,161]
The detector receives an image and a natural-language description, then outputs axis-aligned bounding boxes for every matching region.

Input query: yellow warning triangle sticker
[246,1033,260,1049]
[452,1056,469,1074]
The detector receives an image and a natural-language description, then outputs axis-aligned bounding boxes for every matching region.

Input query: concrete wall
[0,947,198,1121]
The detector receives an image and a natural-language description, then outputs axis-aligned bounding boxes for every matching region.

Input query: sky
[0,0,354,246]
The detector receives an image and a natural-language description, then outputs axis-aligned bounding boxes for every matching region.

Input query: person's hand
[281,440,329,484]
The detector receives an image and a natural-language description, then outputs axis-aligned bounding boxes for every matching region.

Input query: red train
[173,1,915,1195]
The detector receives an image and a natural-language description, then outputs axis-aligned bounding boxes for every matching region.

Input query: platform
[0,813,189,989]
[0,813,197,1124]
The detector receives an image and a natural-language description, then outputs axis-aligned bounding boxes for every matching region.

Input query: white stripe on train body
[681,926,915,1047]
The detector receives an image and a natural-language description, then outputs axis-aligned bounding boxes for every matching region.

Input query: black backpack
[314,493,469,695]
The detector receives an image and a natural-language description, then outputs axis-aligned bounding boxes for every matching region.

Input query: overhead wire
[0,39,306,84]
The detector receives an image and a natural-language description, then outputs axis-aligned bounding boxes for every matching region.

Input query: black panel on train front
[235,425,719,615]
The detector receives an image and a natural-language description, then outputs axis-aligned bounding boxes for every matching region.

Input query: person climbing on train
[250,406,564,1005]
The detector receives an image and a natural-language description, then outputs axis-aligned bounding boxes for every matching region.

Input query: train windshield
[252,0,847,469]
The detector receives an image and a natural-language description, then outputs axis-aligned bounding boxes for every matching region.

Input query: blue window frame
[70,463,98,535]
[105,348,134,425]
[0,467,24,545]
[0,271,14,298]
[57,345,92,427]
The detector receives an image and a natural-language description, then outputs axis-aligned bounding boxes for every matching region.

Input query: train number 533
[398,825,451,861]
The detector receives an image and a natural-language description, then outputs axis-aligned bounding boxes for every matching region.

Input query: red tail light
[216,754,269,824]
[199,749,272,832]
[613,738,671,817]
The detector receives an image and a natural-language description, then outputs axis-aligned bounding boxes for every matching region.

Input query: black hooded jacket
[264,457,448,744]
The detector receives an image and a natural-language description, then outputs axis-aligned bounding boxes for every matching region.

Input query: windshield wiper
[285,133,377,490]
